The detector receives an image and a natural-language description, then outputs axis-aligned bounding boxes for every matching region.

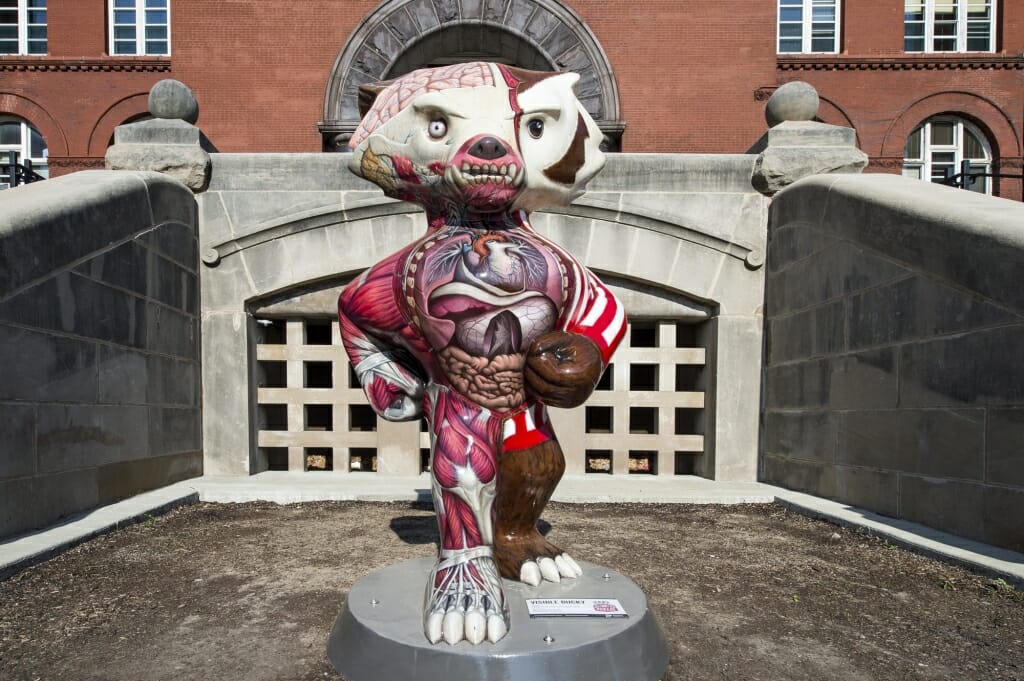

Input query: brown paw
[524,331,603,408]
[494,532,583,584]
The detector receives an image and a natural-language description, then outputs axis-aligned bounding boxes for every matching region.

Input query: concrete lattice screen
[252,316,706,477]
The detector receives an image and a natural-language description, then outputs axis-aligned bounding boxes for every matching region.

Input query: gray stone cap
[765,120,857,148]
[0,170,194,299]
[208,152,762,195]
[114,118,202,146]
[772,173,1024,315]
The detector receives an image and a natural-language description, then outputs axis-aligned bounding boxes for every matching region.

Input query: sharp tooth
[454,168,468,187]
[445,166,454,185]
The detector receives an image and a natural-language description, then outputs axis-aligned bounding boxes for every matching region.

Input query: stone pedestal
[328,558,669,681]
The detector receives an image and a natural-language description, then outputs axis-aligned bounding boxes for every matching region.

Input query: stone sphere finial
[148,79,199,124]
[765,81,819,127]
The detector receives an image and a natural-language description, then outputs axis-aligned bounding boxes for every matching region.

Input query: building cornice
[0,57,171,72]
[778,54,1024,71]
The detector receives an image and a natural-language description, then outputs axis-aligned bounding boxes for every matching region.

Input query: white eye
[428,118,447,139]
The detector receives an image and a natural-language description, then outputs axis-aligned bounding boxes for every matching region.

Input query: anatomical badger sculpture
[339,62,626,645]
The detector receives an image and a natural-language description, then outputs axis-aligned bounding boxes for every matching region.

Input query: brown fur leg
[493,439,566,580]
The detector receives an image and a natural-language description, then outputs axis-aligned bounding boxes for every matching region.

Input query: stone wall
[198,153,768,482]
[764,174,1024,552]
[0,171,202,538]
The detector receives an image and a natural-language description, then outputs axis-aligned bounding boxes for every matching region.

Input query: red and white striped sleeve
[564,269,627,364]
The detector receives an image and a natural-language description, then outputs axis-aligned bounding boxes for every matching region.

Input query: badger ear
[358,80,395,118]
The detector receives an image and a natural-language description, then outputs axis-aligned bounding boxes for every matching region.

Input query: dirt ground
[0,501,1022,681]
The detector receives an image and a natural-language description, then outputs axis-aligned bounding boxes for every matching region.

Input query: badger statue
[338,62,626,646]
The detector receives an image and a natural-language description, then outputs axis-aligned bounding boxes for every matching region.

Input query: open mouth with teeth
[445,137,525,213]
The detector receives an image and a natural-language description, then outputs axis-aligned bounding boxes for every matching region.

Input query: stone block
[97,345,148,404]
[834,465,899,517]
[207,154,359,193]
[829,347,899,410]
[753,142,868,196]
[900,325,1024,407]
[462,0,483,19]
[899,475,985,542]
[848,275,1014,351]
[591,154,758,195]
[200,251,257,313]
[766,121,856,147]
[837,409,985,480]
[483,0,509,22]
[385,7,418,43]
[140,221,198,271]
[145,302,197,359]
[0,273,148,348]
[763,410,835,463]
[202,312,253,475]
[148,406,201,457]
[982,486,1024,553]
[147,355,199,407]
[105,142,211,192]
[769,300,845,364]
[76,240,149,297]
[435,0,459,22]
[986,408,1024,487]
[787,174,1024,316]
[767,223,836,273]
[765,242,908,316]
[764,358,830,409]
[0,468,98,538]
[97,450,201,506]
[148,254,197,314]
[0,404,36,479]
[407,0,440,31]
[36,404,149,472]
[0,324,98,403]
[505,0,533,32]
[114,119,201,146]
[762,455,836,498]
[218,191,343,240]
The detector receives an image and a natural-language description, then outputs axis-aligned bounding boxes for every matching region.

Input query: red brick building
[2,1,1022,197]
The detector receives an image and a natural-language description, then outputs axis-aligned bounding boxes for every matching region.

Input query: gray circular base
[327,558,669,681]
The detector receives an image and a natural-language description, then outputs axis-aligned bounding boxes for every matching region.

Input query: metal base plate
[327,558,669,681]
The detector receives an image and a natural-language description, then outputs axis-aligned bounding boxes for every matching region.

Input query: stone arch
[881,90,1020,161]
[321,0,622,151]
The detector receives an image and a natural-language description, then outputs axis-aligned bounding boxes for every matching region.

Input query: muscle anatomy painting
[338,62,625,645]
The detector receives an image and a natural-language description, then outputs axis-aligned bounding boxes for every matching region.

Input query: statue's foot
[495,532,583,586]
[424,546,509,645]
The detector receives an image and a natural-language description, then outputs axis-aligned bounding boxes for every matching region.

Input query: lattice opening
[630,364,658,391]
[258,361,286,388]
[675,451,698,475]
[350,448,377,472]
[305,404,333,431]
[675,407,700,435]
[585,449,613,474]
[630,322,658,347]
[348,364,361,388]
[421,448,432,473]
[305,447,333,471]
[255,319,286,344]
[595,365,613,391]
[259,404,287,431]
[264,447,288,471]
[675,364,702,391]
[305,320,332,345]
[349,405,377,432]
[629,407,658,434]
[675,322,698,348]
[304,361,333,388]
[628,451,657,475]
[585,406,613,433]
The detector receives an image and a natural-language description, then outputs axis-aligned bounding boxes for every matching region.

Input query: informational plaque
[526,598,628,618]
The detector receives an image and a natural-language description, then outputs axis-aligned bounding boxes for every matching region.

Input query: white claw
[464,610,486,645]
[562,553,583,577]
[538,557,561,583]
[425,612,444,644]
[487,614,508,643]
[520,561,542,586]
[442,611,464,645]
[554,554,576,579]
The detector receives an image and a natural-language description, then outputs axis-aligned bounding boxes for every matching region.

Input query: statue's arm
[338,255,425,421]
[524,269,626,409]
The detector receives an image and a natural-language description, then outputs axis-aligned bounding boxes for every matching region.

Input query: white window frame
[902,116,992,195]
[108,0,170,56]
[904,0,996,53]
[0,116,48,187]
[777,0,841,54]
[0,0,47,56]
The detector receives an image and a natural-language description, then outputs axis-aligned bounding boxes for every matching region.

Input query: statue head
[348,62,605,219]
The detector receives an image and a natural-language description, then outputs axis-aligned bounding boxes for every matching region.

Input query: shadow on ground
[0,501,1021,681]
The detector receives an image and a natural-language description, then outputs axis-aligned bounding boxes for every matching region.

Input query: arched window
[0,115,48,186]
[902,116,992,194]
